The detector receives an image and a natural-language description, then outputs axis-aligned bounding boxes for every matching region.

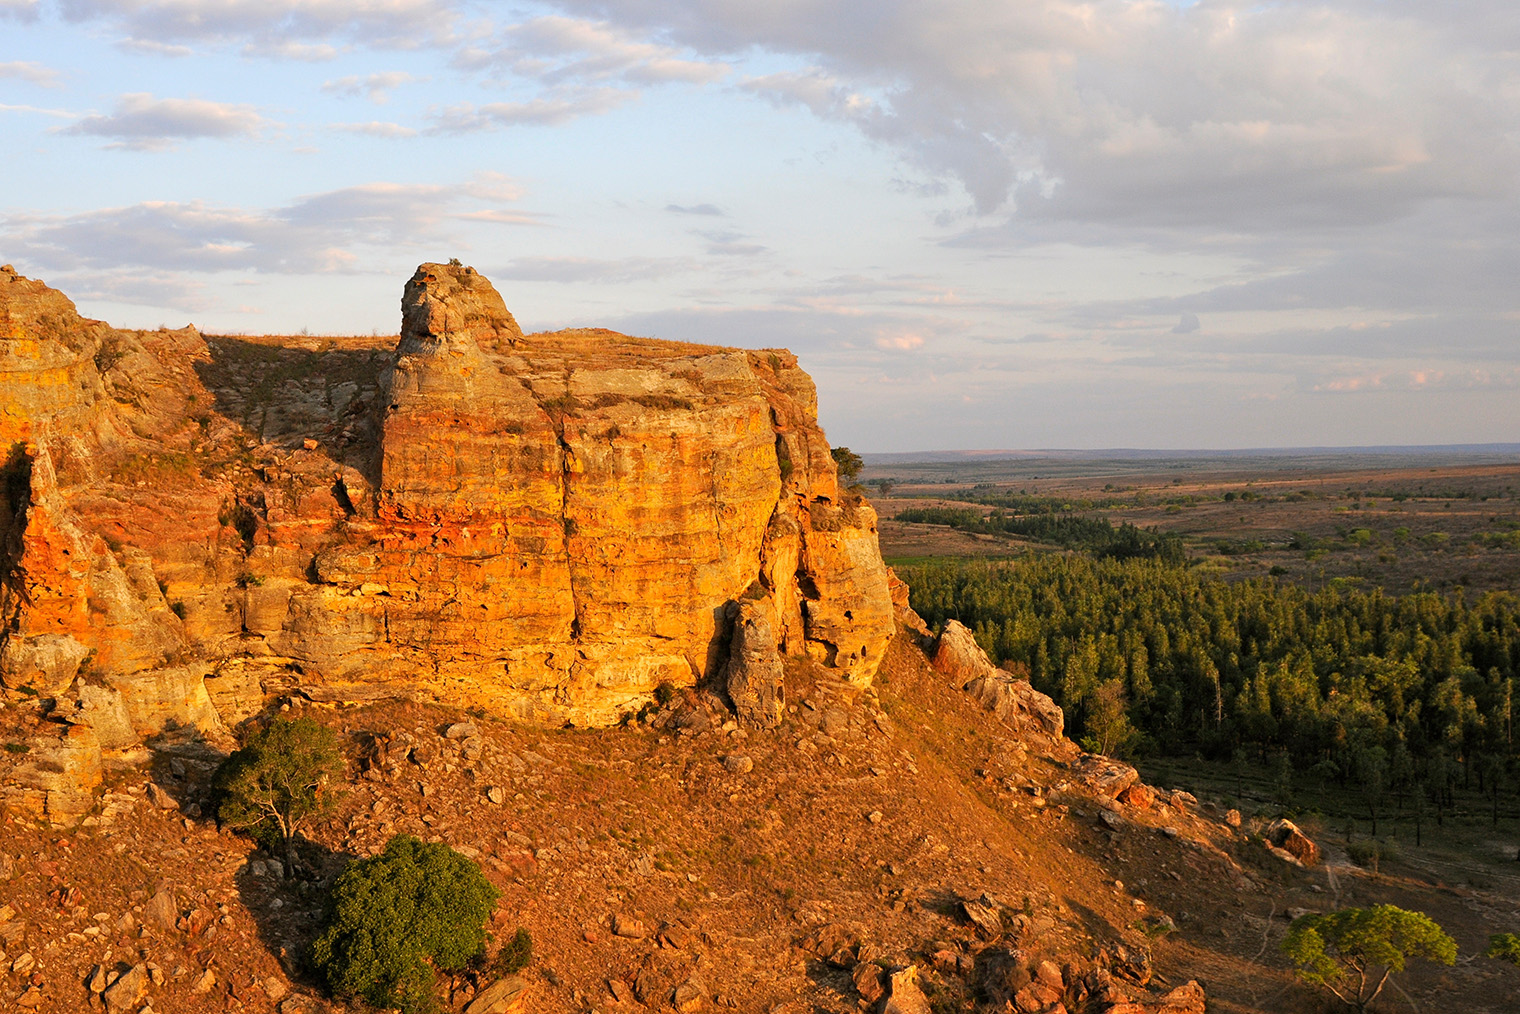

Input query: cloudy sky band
[1,0,1517,449]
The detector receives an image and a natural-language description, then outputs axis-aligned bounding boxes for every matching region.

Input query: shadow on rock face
[191,335,393,491]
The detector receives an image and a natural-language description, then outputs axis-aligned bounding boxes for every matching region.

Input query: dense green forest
[898,555,1520,818]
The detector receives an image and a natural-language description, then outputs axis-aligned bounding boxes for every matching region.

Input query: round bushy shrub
[1346,838,1400,872]
[311,835,500,1014]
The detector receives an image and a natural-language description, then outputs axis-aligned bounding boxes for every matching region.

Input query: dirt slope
[3,630,1517,1012]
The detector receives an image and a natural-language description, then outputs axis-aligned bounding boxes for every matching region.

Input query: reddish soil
[5,632,1518,1013]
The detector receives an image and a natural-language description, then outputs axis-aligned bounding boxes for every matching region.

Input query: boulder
[108,664,225,741]
[463,976,528,1014]
[72,684,138,752]
[1076,756,1141,799]
[932,619,998,682]
[882,965,932,1014]
[672,977,706,1011]
[1103,980,1207,1014]
[0,633,89,697]
[143,886,178,931]
[5,721,103,823]
[102,963,147,1013]
[961,893,1005,938]
[852,962,886,1003]
[1265,819,1321,867]
[612,913,647,939]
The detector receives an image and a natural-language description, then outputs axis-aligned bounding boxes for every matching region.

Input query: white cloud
[241,39,338,61]
[114,37,194,57]
[321,71,421,103]
[456,14,728,88]
[0,61,59,86]
[60,93,265,150]
[491,256,695,283]
[0,177,535,276]
[56,0,453,49]
[696,228,765,257]
[0,0,39,20]
[429,89,633,131]
[545,0,1520,228]
[329,120,417,137]
[1311,368,1520,394]
[874,331,924,351]
[0,102,78,118]
[665,203,723,216]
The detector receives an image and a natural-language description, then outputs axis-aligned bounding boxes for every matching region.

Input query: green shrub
[1487,932,1520,965]
[491,927,533,976]
[311,835,500,1014]
[1346,839,1399,873]
[775,436,794,482]
[1346,840,1377,867]
[830,446,864,484]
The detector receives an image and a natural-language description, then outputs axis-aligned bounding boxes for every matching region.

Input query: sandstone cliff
[0,262,893,789]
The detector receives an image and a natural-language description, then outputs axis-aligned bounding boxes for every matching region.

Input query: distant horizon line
[859,442,1520,461]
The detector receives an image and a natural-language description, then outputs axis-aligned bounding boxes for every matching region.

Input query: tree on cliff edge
[831,446,864,485]
[213,716,344,874]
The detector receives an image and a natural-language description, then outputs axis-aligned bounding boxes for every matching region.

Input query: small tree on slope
[1282,905,1456,1012]
[213,716,344,874]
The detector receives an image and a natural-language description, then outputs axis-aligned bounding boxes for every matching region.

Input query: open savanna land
[869,451,1520,595]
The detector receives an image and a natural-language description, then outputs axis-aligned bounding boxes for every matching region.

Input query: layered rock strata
[0,263,894,777]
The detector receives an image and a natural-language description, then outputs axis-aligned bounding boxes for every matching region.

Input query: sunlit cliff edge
[0,261,893,777]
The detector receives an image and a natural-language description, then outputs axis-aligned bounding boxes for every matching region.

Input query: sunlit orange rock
[0,263,894,729]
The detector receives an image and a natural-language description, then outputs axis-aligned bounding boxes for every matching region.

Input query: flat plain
[868,449,1520,595]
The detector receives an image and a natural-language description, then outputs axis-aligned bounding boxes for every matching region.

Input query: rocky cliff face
[0,261,893,791]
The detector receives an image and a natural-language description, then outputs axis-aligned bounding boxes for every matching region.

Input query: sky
[3,1,1519,452]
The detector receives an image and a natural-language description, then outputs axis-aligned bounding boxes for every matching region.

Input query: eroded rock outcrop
[722,598,785,728]
[932,619,1064,738]
[0,262,894,743]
